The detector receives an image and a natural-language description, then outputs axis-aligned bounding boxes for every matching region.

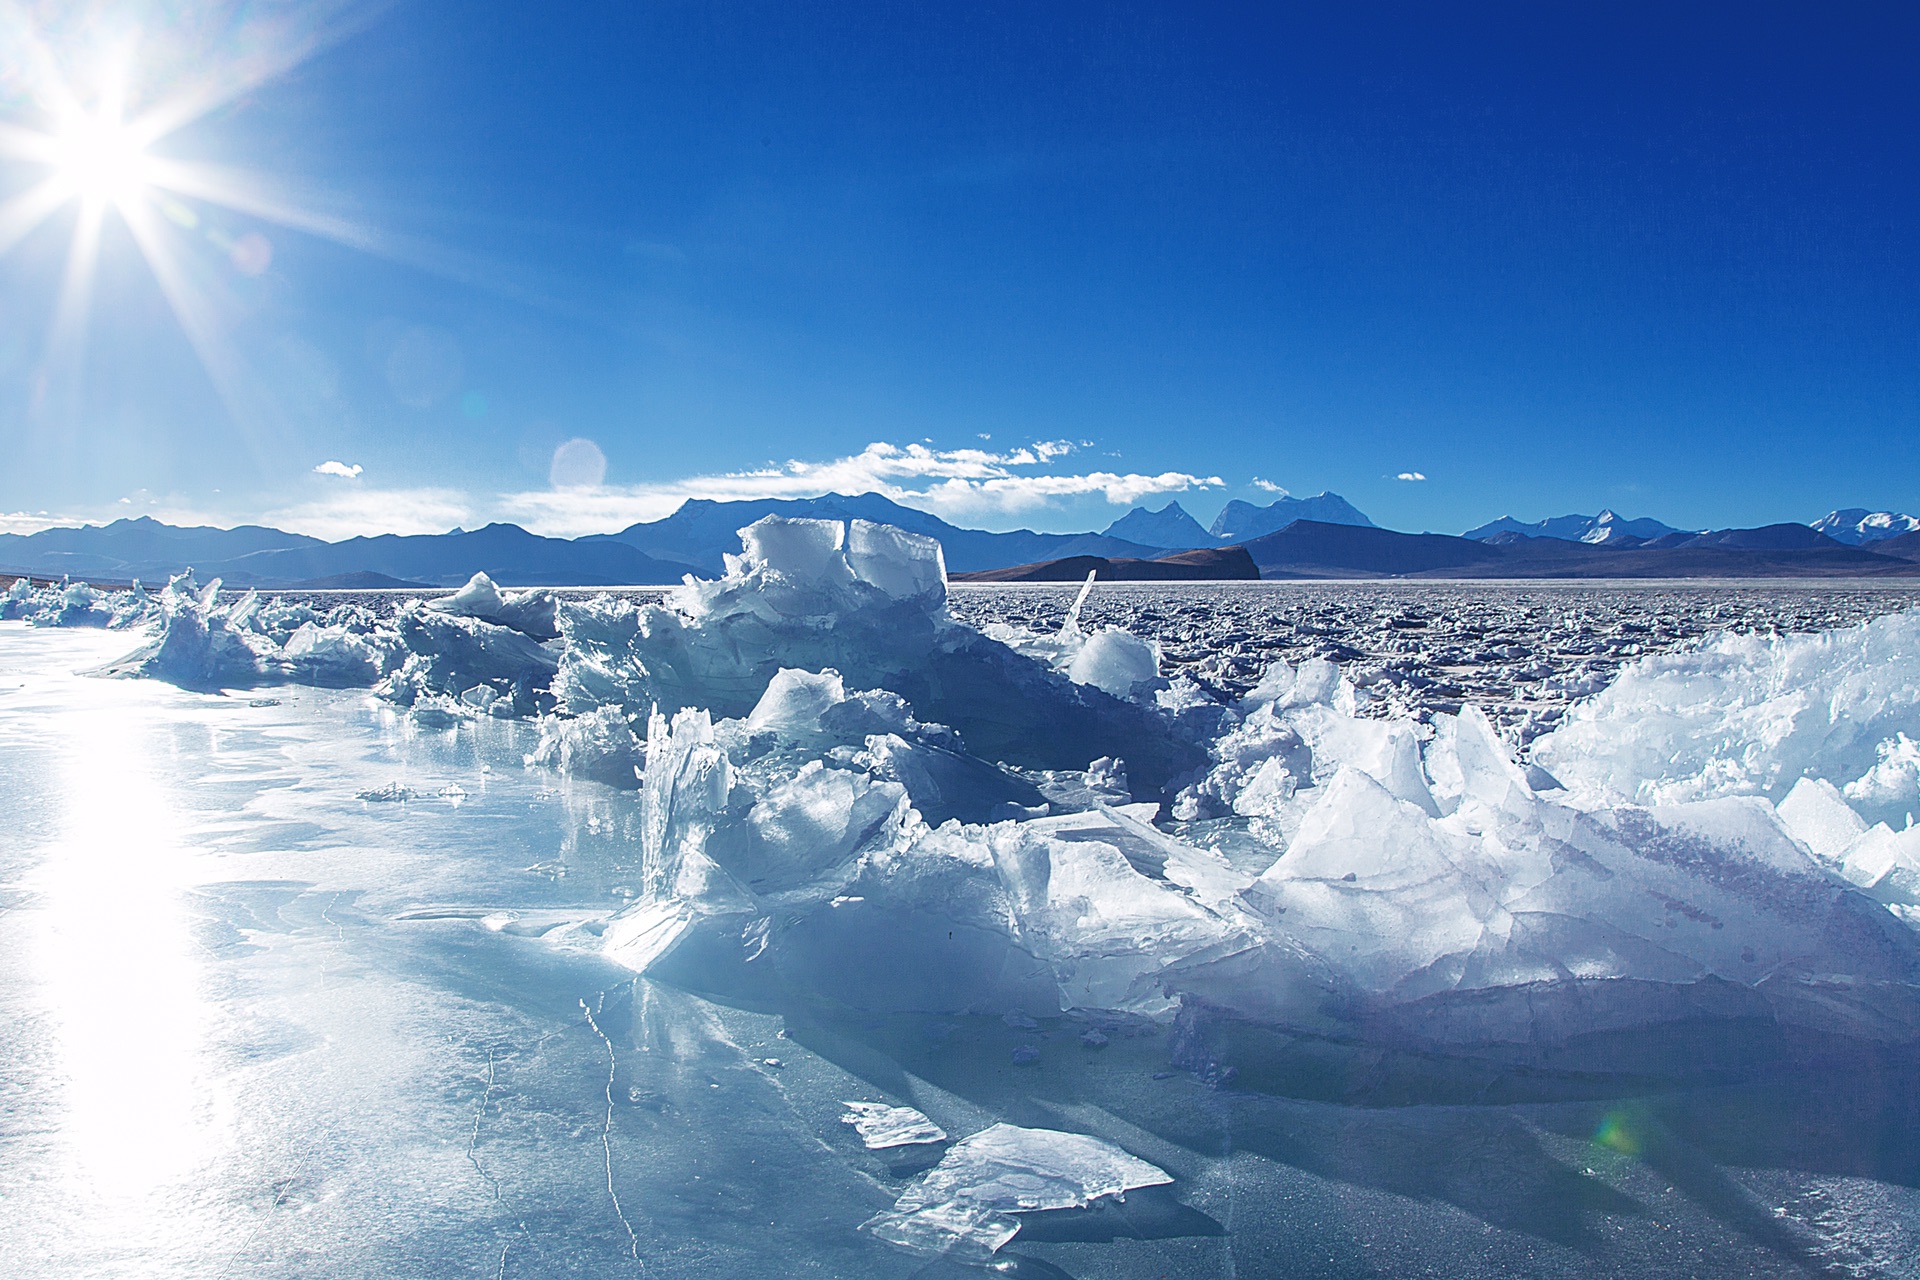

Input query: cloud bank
[499,441,1225,539]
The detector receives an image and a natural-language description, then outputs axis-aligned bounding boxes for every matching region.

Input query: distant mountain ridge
[0,495,1170,587]
[1811,509,1920,546]
[594,492,1164,575]
[1211,492,1374,540]
[1100,501,1219,549]
[1464,510,1685,545]
[953,546,1260,583]
[0,520,686,589]
[1245,520,1920,580]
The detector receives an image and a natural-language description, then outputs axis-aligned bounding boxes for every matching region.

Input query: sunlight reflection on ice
[27,684,228,1238]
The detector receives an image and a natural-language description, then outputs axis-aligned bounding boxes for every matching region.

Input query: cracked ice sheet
[6,623,1920,1280]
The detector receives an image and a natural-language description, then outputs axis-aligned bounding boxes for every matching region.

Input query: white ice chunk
[1845,733,1920,809]
[1065,626,1161,700]
[736,515,854,587]
[1833,822,1920,898]
[282,621,391,685]
[845,518,946,602]
[1257,768,1513,998]
[427,571,560,639]
[1231,755,1296,817]
[861,1201,1019,1262]
[1534,611,1920,827]
[97,571,277,689]
[840,1101,947,1149]
[737,760,907,895]
[640,707,733,900]
[528,705,643,788]
[1776,777,1868,864]
[1448,704,1532,809]
[746,667,847,736]
[989,821,1247,1012]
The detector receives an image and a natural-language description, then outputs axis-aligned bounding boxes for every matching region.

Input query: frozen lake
[5,595,1920,1279]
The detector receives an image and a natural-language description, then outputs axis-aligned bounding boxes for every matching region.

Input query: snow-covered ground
[4,532,1920,1278]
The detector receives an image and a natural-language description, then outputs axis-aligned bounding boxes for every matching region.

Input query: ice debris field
[5,518,1920,1278]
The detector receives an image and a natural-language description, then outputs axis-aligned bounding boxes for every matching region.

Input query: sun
[49,108,152,206]
[0,9,390,430]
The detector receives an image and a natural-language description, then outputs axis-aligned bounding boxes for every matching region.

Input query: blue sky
[0,0,1913,539]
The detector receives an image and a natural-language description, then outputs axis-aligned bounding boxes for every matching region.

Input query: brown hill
[951,545,1260,583]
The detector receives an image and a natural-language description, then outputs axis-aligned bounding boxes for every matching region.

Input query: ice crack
[467,1047,502,1200]
[581,994,644,1268]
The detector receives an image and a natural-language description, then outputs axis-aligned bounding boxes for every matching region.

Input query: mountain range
[1464,510,1684,545]
[1239,521,1920,580]
[588,493,1163,575]
[1,495,1917,587]
[1101,493,1374,549]
[1811,509,1920,546]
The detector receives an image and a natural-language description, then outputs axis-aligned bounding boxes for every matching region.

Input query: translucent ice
[840,1101,947,1149]
[862,1123,1171,1260]
[528,704,644,788]
[98,572,280,689]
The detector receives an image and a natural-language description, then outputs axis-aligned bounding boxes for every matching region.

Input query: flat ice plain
[4,531,1920,1278]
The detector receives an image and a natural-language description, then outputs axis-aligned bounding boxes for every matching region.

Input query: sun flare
[50,108,152,205]
[0,9,387,430]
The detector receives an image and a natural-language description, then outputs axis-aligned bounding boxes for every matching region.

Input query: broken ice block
[840,1101,947,1149]
[862,1123,1172,1259]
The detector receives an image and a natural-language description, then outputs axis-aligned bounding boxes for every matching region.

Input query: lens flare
[1591,1109,1642,1156]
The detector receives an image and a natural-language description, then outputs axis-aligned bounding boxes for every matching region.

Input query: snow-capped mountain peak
[1811,508,1920,546]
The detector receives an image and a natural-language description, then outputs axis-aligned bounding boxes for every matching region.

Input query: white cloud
[313,460,364,479]
[1396,471,1427,482]
[0,511,80,536]
[264,487,476,541]
[1250,478,1292,495]
[497,441,1224,539]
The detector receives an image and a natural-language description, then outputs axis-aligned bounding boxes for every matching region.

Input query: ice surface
[862,1122,1171,1259]
[839,1101,947,1149]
